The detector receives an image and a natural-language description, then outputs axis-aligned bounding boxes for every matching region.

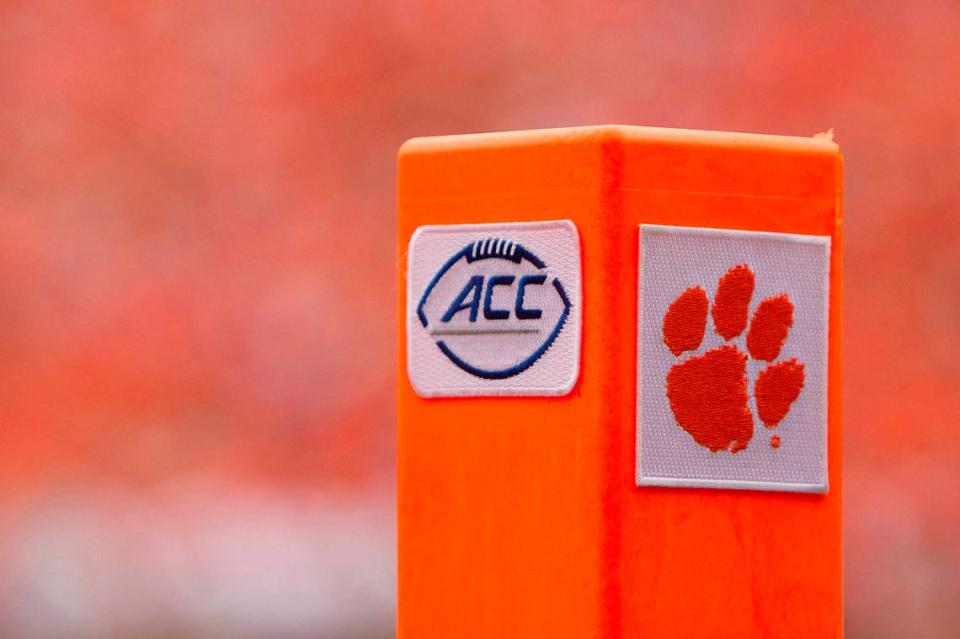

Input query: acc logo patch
[637,225,830,493]
[406,220,581,397]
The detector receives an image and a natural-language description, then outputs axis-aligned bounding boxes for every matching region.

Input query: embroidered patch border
[636,224,831,493]
[406,220,582,397]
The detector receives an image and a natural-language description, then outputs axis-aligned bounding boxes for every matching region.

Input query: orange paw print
[662,265,804,453]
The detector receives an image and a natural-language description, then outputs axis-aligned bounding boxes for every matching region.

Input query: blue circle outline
[416,239,571,380]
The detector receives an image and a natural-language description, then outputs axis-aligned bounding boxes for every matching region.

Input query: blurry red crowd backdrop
[1,2,958,638]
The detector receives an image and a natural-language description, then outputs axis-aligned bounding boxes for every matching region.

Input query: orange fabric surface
[397,125,842,638]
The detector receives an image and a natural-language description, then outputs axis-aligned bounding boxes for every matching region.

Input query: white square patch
[406,220,582,397]
[637,225,830,492]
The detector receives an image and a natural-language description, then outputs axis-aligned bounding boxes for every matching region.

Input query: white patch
[407,220,581,397]
[637,225,830,492]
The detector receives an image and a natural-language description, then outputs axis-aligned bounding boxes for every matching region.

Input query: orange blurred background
[1,2,958,637]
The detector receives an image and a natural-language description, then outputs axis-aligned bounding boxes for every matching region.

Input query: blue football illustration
[416,237,571,379]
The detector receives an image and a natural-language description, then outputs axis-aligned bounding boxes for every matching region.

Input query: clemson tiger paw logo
[663,265,804,453]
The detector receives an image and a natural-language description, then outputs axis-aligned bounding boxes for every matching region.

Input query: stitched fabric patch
[637,225,830,492]
[407,220,582,397]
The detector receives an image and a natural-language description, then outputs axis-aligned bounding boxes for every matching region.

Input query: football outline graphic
[416,237,571,380]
